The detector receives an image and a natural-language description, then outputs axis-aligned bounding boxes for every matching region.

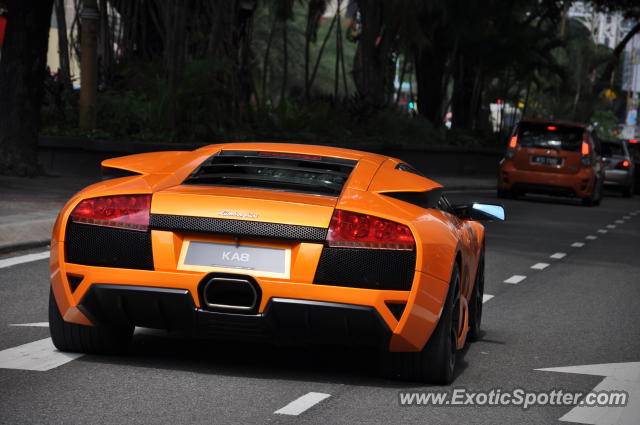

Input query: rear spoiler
[100,151,189,179]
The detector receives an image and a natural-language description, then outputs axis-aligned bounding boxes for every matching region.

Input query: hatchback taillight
[616,160,631,170]
[506,136,518,159]
[327,209,415,250]
[581,141,591,166]
[70,194,151,231]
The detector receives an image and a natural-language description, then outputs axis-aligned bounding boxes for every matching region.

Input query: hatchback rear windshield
[517,124,584,152]
[183,150,356,196]
[600,141,624,157]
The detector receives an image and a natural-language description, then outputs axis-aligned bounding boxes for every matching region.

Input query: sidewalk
[0,175,97,253]
[0,174,496,253]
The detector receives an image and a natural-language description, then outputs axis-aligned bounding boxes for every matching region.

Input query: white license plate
[532,155,562,166]
[182,241,287,275]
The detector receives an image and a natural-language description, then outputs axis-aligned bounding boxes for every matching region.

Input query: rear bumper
[604,169,632,186]
[498,160,594,197]
[50,240,451,352]
[78,284,391,348]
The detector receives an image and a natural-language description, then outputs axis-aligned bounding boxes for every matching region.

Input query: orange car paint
[51,143,485,352]
[498,120,601,199]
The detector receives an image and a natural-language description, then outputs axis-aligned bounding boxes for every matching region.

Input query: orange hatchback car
[498,120,604,206]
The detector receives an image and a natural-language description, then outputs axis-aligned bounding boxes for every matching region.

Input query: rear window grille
[183,150,356,196]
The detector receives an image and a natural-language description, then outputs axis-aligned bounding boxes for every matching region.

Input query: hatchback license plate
[532,155,562,166]
[183,241,287,274]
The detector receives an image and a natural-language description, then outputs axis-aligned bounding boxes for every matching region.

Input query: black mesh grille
[65,222,154,270]
[149,214,327,242]
[313,247,416,290]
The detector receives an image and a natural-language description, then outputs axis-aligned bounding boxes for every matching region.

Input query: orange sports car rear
[49,143,503,384]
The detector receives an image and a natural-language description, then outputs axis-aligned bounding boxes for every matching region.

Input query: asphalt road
[0,189,639,424]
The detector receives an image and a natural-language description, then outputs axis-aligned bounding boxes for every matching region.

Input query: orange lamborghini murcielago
[49,143,504,384]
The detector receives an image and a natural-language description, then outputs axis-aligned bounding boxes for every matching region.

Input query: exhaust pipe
[202,276,259,312]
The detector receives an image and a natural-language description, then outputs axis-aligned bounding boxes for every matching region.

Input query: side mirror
[453,203,505,221]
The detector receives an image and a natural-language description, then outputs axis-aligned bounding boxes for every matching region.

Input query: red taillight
[70,194,151,231]
[547,125,557,131]
[508,136,518,149]
[327,210,415,250]
[617,160,631,169]
[629,139,639,144]
[581,141,590,155]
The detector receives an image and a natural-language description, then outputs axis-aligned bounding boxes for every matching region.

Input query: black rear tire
[467,253,484,342]
[381,264,460,385]
[497,189,512,199]
[49,289,133,354]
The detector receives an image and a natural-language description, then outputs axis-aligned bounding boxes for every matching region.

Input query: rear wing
[101,151,189,177]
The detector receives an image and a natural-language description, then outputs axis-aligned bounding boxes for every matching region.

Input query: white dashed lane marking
[585,235,598,240]
[606,224,616,229]
[274,392,331,416]
[571,242,585,248]
[0,251,49,270]
[615,220,624,224]
[0,338,82,371]
[482,294,494,303]
[623,215,631,219]
[504,275,526,284]
[531,263,550,270]
[597,229,607,234]
[550,252,566,259]
[9,323,49,328]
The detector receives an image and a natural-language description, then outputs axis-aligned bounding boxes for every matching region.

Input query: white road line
[9,322,49,327]
[531,263,549,270]
[585,235,597,240]
[550,252,566,259]
[597,229,607,234]
[623,215,631,219]
[0,338,82,371]
[274,392,331,416]
[571,242,585,248]
[615,220,624,224]
[504,275,526,284]
[482,294,495,303]
[606,224,616,229]
[0,251,49,269]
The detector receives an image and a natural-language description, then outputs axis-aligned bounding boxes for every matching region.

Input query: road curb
[0,240,50,255]
[0,218,55,255]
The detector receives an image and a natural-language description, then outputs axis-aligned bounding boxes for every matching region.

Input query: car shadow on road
[75,329,477,388]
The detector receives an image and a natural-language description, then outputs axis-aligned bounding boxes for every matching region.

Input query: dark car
[600,139,635,197]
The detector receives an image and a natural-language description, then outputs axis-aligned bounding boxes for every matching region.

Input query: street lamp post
[79,0,99,130]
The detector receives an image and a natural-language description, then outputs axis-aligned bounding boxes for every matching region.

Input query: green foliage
[591,110,619,139]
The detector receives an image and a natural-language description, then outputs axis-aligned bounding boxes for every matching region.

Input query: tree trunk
[54,0,73,90]
[451,53,478,129]
[415,44,448,126]
[593,21,640,97]
[280,18,288,105]
[309,13,336,90]
[0,0,55,176]
[353,0,388,108]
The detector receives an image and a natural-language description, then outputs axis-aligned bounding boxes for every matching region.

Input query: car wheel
[49,289,133,354]
[581,196,594,206]
[381,263,460,384]
[467,253,484,342]
[497,189,512,199]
